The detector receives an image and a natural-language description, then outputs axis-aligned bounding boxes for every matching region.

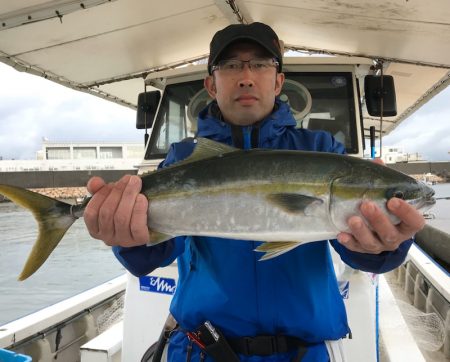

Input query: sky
[0,61,449,161]
[0,62,139,160]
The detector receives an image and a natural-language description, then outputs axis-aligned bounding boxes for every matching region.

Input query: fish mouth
[412,188,436,211]
[425,188,436,206]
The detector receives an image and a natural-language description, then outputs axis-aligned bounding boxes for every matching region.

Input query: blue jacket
[113,100,412,361]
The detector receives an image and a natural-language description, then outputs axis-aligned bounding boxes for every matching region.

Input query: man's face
[204,42,285,126]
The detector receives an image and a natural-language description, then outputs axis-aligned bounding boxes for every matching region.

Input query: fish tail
[0,184,77,281]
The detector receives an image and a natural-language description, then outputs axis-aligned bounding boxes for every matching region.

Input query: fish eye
[386,188,406,200]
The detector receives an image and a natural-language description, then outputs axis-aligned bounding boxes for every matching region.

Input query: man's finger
[387,198,425,236]
[97,175,132,242]
[372,158,385,165]
[129,194,150,246]
[87,176,106,195]
[112,176,143,243]
[345,216,384,253]
[84,182,113,238]
[360,201,400,247]
[337,232,371,253]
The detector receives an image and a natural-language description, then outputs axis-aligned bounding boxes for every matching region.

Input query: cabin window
[146,80,204,159]
[145,72,358,159]
[284,72,358,153]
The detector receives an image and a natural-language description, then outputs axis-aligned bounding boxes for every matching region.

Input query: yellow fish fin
[255,241,303,260]
[148,229,174,246]
[0,184,75,281]
[168,137,238,168]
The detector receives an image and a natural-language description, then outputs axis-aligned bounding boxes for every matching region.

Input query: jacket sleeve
[111,140,196,276]
[330,238,413,273]
[112,237,186,277]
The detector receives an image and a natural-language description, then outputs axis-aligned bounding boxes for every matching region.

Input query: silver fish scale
[142,147,434,244]
[148,189,337,242]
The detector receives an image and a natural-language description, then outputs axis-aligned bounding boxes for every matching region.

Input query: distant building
[0,141,145,172]
[380,146,425,164]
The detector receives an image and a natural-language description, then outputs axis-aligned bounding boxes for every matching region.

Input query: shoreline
[410,174,446,184]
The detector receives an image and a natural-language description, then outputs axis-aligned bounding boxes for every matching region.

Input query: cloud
[384,86,450,161]
[0,63,141,160]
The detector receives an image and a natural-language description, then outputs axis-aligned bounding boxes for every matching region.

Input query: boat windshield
[145,72,358,159]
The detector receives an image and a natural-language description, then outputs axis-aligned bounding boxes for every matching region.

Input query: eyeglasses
[211,58,279,74]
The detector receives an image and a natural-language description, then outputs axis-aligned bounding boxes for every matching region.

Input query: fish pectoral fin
[255,241,302,260]
[147,230,174,246]
[267,193,323,214]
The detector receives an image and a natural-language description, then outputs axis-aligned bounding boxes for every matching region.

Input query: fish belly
[330,197,400,233]
[148,191,338,242]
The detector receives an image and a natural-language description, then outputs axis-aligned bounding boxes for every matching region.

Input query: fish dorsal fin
[140,169,153,177]
[179,137,238,166]
[189,137,238,162]
[168,137,238,168]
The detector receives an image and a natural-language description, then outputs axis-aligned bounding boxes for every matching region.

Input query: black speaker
[364,75,397,117]
[136,91,161,129]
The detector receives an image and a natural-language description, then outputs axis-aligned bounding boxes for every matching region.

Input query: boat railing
[0,274,127,359]
[387,236,450,360]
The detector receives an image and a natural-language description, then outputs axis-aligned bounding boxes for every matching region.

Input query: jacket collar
[197,98,297,147]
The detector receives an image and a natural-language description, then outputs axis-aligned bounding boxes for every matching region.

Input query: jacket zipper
[242,126,252,150]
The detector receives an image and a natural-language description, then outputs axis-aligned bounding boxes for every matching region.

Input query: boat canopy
[0,0,449,136]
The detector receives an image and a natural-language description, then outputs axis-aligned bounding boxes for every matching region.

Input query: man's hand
[84,175,149,247]
[337,158,425,253]
[337,198,425,254]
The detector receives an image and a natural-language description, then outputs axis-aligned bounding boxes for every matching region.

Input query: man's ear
[274,72,285,96]
[204,76,217,98]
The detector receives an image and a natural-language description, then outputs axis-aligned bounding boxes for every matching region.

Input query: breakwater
[0,186,88,202]
[30,186,88,201]
[0,169,137,188]
[387,161,450,182]
[0,169,138,202]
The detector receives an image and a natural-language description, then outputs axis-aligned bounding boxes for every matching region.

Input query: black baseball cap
[207,22,283,75]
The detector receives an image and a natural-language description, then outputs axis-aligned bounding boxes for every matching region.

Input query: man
[84,22,425,361]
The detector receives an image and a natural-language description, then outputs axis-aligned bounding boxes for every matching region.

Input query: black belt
[228,335,308,356]
[148,316,310,362]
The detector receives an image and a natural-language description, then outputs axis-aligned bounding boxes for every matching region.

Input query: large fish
[0,138,435,280]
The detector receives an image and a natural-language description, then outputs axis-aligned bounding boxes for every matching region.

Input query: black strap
[228,335,308,356]
[251,123,260,148]
[231,125,244,148]
[141,341,158,362]
[230,124,260,149]
[144,314,178,362]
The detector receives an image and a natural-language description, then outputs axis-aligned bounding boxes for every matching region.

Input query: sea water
[0,202,125,325]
